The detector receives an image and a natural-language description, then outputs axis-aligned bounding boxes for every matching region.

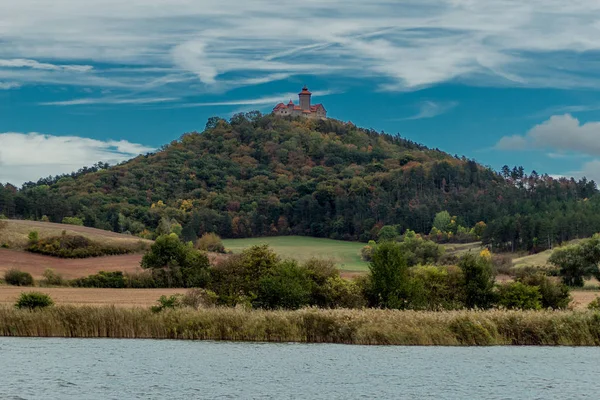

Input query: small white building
[272,86,327,119]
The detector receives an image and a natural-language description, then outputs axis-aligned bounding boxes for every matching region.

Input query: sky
[2,0,600,186]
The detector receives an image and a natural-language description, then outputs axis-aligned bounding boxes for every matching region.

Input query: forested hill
[1,112,599,251]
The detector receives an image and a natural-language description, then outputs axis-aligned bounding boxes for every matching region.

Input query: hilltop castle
[272,86,327,119]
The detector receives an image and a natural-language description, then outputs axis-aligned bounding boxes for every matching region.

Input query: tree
[377,225,398,242]
[549,236,600,287]
[141,233,210,287]
[255,260,312,309]
[497,282,541,310]
[196,232,225,253]
[432,211,452,232]
[368,241,412,309]
[458,252,495,309]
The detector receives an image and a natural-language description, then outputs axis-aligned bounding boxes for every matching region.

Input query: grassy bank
[2,306,600,345]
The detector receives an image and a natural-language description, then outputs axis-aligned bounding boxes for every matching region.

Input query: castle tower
[298,86,312,111]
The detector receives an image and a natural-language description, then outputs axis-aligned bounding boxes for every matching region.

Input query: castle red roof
[299,87,312,96]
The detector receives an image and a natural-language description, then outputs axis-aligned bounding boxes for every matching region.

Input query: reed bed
[2,306,600,345]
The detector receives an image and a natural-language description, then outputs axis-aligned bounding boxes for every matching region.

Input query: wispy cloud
[180,90,336,108]
[396,101,458,120]
[0,59,93,72]
[0,132,154,186]
[0,81,20,90]
[40,97,179,106]
[2,0,600,98]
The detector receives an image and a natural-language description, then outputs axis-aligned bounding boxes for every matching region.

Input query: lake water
[1,338,598,399]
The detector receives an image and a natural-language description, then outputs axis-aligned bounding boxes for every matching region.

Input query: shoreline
[2,306,600,345]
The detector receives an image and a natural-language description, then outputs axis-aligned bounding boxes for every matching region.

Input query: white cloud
[496,114,600,156]
[0,81,20,90]
[398,101,458,120]
[0,132,154,186]
[40,97,179,106]
[3,0,600,96]
[0,58,93,72]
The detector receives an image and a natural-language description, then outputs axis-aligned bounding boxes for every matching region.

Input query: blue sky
[2,0,600,185]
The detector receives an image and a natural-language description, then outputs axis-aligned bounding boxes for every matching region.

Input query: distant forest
[1,112,598,252]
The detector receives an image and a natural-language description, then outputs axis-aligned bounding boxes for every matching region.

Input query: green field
[223,236,368,271]
[223,236,483,272]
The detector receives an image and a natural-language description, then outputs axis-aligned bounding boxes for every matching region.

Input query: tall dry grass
[1,306,600,345]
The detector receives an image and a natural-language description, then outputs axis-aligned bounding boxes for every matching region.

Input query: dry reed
[1,306,600,345]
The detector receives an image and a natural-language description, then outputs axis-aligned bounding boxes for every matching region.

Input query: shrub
[411,265,465,310]
[71,271,126,288]
[150,294,183,313]
[195,233,225,253]
[491,254,513,275]
[41,268,65,286]
[588,297,600,310]
[28,230,39,243]
[180,288,218,309]
[398,230,445,266]
[321,276,366,308]
[28,234,131,258]
[517,273,571,309]
[497,282,542,310]
[4,269,34,286]
[62,216,84,226]
[360,241,376,261]
[15,292,54,309]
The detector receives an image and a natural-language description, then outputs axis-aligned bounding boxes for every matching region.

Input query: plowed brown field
[0,249,144,279]
[0,287,184,307]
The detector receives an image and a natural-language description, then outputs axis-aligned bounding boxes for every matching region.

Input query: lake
[1,338,598,399]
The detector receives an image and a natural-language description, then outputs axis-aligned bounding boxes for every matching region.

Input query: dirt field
[0,249,144,279]
[0,287,184,307]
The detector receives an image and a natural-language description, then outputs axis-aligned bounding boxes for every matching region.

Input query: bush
[497,282,542,310]
[4,269,34,286]
[491,254,513,275]
[588,297,600,310]
[180,288,218,309]
[15,292,54,309]
[71,271,126,288]
[28,234,131,258]
[41,268,65,286]
[321,276,366,308]
[150,294,182,313]
[517,273,571,309]
[195,233,225,253]
[398,230,445,266]
[62,216,84,226]
[28,231,39,243]
[411,265,465,310]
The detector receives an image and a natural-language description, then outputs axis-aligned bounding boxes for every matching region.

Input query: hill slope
[1,113,599,251]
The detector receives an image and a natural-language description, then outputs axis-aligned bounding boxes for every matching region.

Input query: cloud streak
[0,132,154,186]
[3,0,600,97]
[40,97,179,106]
[398,101,458,120]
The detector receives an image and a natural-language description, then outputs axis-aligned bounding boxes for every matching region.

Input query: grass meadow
[223,236,368,271]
